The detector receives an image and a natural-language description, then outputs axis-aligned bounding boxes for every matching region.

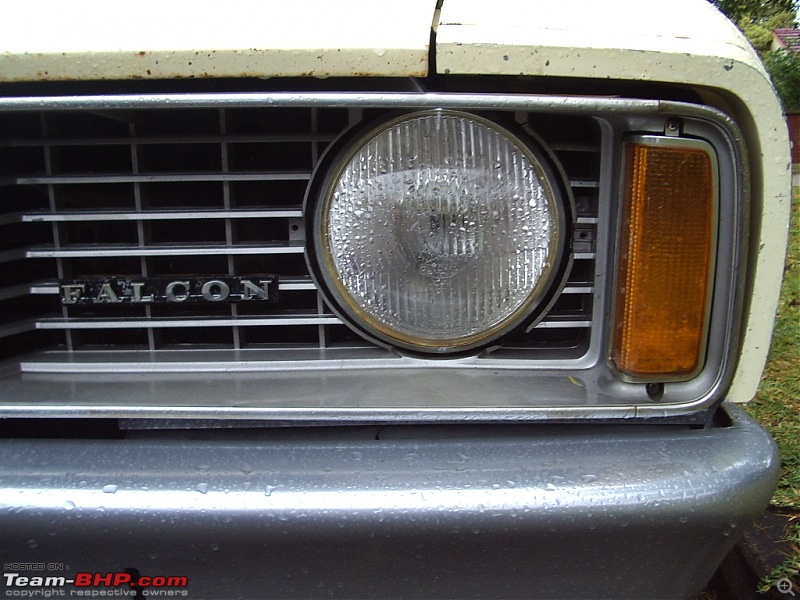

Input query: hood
[0,0,437,81]
[436,0,763,80]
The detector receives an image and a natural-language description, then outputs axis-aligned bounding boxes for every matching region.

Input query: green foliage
[746,191,800,591]
[763,49,800,110]
[758,521,800,593]
[707,1,800,109]
[743,11,797,51]
[710,0,797,25]
[748,191,800,504]
[710,3,800,594]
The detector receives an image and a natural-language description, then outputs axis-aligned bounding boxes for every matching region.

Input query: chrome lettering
[241,279,271,300]
[201,280,230,301]
[95,283,119,303]
[60,277,275,304]
[165,281,191,302]
[61,284,86,304]
[130,281,152,303]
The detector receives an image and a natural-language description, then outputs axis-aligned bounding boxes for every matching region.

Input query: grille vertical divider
[129,120,157,352]
[310,107,328,350]
[219,108,241,351]
[39,112,74,352]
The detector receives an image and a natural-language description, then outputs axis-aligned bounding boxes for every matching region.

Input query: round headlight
[310,110,565,353]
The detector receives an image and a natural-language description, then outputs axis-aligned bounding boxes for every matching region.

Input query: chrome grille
[0,100,598,371]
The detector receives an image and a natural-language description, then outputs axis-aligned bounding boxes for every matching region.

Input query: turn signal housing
[612,136,718,380]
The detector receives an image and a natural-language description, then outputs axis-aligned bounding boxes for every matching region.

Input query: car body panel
[0,404,779,598]
[0,0,435,80]
[437,0,792,404]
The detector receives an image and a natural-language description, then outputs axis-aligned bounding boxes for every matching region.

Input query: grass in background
[745,188,800,591]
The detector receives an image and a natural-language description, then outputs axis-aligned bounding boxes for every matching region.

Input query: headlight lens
[313,110,564,353]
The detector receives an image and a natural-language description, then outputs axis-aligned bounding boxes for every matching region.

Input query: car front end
[0,1,790,597]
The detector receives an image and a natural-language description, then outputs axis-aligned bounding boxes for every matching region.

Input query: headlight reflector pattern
[314,111,564,353]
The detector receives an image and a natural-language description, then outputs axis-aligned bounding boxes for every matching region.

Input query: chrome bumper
[0,404,779,599]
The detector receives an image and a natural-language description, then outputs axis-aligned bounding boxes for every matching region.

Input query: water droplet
[196,483,209,494]
[102,484,118,494]
[63,500,76,511]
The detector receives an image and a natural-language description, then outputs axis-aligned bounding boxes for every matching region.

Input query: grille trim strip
[5,172,312,185]
[0,133,337,147]
[8,209,303,223]
[0,311,593,338]
[2,242,305,260]
[20,281,595,297]
[0,92,662,113]
[36,315,343,329]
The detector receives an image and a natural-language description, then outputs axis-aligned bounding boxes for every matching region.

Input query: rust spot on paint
[137,51,146,57]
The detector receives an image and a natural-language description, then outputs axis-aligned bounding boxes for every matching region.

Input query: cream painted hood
[436,0,762,78]
[0,0,436,80]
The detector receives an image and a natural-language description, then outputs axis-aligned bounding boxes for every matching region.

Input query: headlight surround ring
[306,109,571,355]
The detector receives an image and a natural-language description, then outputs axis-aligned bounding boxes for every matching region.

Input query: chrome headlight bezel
[305,109,572,355]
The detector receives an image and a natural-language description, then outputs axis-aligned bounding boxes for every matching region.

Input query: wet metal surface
[0,405,779,598]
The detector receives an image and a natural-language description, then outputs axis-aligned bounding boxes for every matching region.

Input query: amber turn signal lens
[612,137,717,380]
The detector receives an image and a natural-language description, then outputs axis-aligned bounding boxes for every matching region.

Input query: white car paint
[0,0,435,79]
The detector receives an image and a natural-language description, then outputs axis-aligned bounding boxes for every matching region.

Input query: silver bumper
[0,404,779,599]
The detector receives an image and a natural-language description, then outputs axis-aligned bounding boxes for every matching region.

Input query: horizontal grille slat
[561,285,594,294]
[1,133,337,147]
[5,172,312,185]
[21,280,594,297]
[3,242,304,260]
[36,314,343,329]
[0,311,588,340]
[569,179,599,189]
[11,208,303,223]
[533,317,592,329]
